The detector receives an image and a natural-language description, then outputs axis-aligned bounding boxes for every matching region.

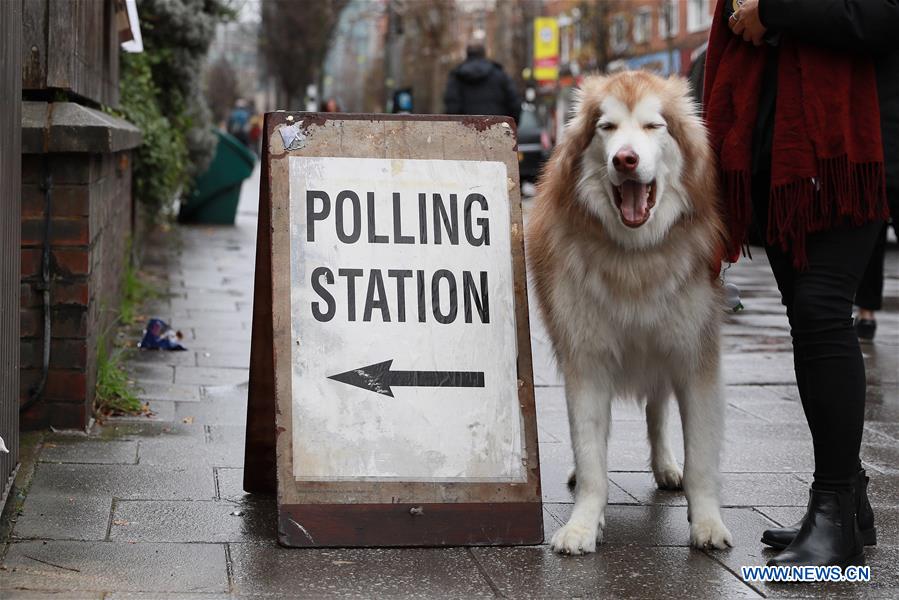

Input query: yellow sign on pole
[533,17,559,83]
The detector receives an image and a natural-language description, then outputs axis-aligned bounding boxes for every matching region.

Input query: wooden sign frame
[244,112,541,547]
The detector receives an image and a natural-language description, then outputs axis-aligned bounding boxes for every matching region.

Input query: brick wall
[20,151,133,429]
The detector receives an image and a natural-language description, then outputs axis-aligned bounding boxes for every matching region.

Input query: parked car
[517,104,551,182]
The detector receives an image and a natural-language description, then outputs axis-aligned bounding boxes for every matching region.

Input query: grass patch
[120,245,157,326]
[93,240,159,418]
[94,343,146,417]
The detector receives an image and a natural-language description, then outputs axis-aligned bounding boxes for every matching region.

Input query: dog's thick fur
[526,71,733,554]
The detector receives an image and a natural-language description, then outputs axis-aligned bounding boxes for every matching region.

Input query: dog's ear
[535,76,605,210]
[662,78,718,210]
[662,77,726,260]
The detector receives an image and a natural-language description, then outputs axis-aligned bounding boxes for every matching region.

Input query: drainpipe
[21,104,54,413]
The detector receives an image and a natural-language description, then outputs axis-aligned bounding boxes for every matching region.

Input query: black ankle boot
[761,469,877,549]
[855,318,876,341]
[767,487,865,567]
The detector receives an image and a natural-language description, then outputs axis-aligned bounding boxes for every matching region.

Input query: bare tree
[259,0,349,108]
[580,0,607,72]
[205,57,239,125]
[396,0,456,114]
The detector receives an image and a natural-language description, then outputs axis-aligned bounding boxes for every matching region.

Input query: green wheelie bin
[178,129,256,224]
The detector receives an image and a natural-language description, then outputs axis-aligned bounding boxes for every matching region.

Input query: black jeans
[752,176,883,485]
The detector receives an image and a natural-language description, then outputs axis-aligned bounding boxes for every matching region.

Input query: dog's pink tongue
[619,181,649,223]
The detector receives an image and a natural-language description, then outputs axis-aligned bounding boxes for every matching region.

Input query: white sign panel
[288,156,523,482]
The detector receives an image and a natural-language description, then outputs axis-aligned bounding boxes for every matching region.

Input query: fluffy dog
[526,71,733,554]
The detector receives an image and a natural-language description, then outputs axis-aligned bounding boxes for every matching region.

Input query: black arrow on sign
[327,359,485,397]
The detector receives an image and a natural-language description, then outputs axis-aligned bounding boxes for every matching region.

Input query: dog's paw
[690,516,733,550]
[652,463,683,490]
[550,521,601,555]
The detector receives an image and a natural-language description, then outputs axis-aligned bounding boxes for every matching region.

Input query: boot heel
[861,527,877,546]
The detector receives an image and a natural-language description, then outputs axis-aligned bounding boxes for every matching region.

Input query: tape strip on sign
[245,113,541,548]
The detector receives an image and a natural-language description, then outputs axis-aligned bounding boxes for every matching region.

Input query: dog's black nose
[612,147,639,172]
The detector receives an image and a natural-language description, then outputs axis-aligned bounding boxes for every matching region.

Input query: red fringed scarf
[703,0,890,268]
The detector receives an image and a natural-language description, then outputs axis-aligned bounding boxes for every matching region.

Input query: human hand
[729,0,767,46]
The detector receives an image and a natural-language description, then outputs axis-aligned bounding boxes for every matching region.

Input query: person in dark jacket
[854,217,897,340]
[705,0,897,568]
[443,43,520,123]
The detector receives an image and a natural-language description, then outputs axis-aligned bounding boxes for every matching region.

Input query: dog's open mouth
[613,180,656,228]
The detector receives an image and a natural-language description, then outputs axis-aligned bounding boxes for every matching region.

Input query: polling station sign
[245,113,541,547]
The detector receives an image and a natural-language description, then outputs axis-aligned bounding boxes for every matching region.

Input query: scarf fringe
[723,157,889,269]
[720,169,753,263]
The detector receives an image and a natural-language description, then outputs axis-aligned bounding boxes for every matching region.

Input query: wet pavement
[2,167,898,598]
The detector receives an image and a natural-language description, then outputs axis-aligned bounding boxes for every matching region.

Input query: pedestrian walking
[704,0,897,568]
[227,99,251,147]
[854,217,897,340]
[323,97,341,113]
[443,42,520,123]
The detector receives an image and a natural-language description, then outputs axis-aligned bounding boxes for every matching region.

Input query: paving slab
[175,366,249,386]
[195,349,251,368]
[0,541,228,594]
[538,443,638,504]
[39,440,138,465]
[29,463,216,501]
[860,441,899,475]
[109,499,275,543]
[90,421,207,441]
[862,473,899,507]
[228,543,494,599]
[728,395,809,424]
[190,326,251,343]
[471,544,761,598]
[215,467,250,501]
[865,421,899,441]
[135,382,203,403]
[171,401,247,427]
[130,349,198,367]
[185,308,251,323]
[724,353,798,385]
[137,429,243,470]
[12,494,111,541]
[126,363,175,384]
[610,472,811,507]
[170,298,240,314]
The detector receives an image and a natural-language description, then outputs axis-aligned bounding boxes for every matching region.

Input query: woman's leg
[751,169,881,480]
[762,221,883,567]
[786,221,883,485]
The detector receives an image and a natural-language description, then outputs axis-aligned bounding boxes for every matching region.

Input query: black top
[443,57,521,123]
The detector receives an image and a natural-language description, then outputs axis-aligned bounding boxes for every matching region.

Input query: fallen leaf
[182,416,194,424]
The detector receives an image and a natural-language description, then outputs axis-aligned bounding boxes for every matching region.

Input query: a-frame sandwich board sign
[244,112,542,547]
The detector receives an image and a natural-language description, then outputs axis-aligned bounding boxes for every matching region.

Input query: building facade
[606,0,713,75]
